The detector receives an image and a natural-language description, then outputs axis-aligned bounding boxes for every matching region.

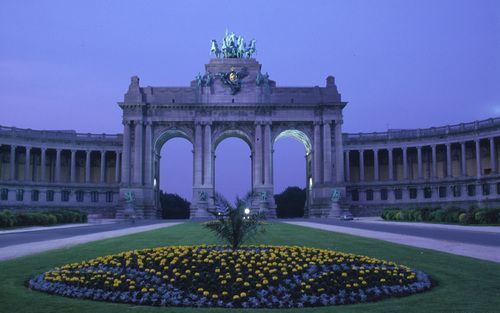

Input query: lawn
[0,222,499,313]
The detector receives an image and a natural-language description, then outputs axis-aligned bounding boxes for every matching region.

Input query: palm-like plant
[203,192,266,250]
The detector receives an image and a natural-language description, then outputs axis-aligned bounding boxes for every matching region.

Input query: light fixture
[244,208,250,215]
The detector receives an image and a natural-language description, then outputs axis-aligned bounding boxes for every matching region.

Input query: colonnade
[345,137,497,183]
[0,144,121,184]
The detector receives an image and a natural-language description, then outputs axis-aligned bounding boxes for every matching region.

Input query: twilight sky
[1,1,499,201]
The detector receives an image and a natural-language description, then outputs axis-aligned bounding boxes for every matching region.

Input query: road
[286,218,500,247]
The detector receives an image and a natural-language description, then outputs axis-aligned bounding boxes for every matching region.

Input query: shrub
[0,209,87,228]
[458,213,467,224]
[0,211,15,227]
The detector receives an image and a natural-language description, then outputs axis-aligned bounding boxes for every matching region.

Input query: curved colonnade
[0,126,122,217]
[343,118,500,215]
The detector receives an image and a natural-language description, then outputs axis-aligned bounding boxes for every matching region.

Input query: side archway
[273,129,313,216]
[152,128,194,212]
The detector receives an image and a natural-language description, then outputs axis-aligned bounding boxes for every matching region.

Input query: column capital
[372,148,379,153]
[134,120,144,126]
[122,120,132,126]
[334,119,344,126]
[40,147,47,152]
[195,121,203,126]
[254,121,264,126]
[313,120,322,126]
[10,144,17,149]
[70,149,77,153]
[56,148,62,153]
[201,121,212,126]
[322,120,332,125]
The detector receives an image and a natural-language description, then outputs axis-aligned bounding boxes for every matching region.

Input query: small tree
[160,191,191,219]
[274,186,306,218]
[203,193,266,250]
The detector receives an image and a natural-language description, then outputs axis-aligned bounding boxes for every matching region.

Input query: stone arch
[273,129,312,154]
[212,129,253,151]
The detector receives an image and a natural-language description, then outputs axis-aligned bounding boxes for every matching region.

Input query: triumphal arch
[118,32,346,218]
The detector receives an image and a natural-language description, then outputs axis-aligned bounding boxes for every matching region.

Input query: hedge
[0,209,87,228]
[381,207,500,225]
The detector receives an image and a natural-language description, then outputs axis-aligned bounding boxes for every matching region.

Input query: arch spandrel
[212,124,254,151]
[153,126,194,153]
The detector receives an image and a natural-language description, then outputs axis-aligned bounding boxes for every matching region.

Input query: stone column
[313,122,322,184]
[334,120,344,183]
[9,145,16,180]
[263,123,272,185]
[121,121,131,184]
[40,148,46,182]
[373,149,379,181]
[345,150,350,182]
[431,144,437,178]
[144,122,153,186]
[446,143,452,177]
[134,121,144,185]
[460,142,467,176]
[490,137,496,174]
[115,151,121,183]
[254,122,263,186]
[194,122,203,186]
[203,123,213,186]
[70,149,76,183]
[417,146,423,179]
[388,148,394,181]
[322,121,332,183]
[100,150,106,184]
[402,147,408,180]
[24,146,31,181]
[359,150,365,182]
[85,150,91,183]
[475,140,481,178]
[55,149,61,183]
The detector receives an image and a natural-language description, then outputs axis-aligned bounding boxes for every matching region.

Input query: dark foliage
[159,191,191,219]
[381,207,500,225]
[0,209,87,228]
[274,186,306,218]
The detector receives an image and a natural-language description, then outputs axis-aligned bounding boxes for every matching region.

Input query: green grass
[1,222,499,313]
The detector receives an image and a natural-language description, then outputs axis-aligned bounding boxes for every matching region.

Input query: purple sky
[1,1,499,200]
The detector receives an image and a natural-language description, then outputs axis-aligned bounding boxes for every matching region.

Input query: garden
[1,223,499,312]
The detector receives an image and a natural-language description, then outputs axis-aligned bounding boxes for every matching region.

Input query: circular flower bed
[28,245,432,308]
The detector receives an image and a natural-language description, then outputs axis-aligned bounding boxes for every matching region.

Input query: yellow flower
[240,292,247,297]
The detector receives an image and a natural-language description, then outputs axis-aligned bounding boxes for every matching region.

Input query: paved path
[285,218,500,247]
[285,221,500,263]
[0,222,182,261]
[0,220,172,248]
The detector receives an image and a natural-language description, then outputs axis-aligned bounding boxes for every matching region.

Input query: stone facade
[1,57,499,218]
